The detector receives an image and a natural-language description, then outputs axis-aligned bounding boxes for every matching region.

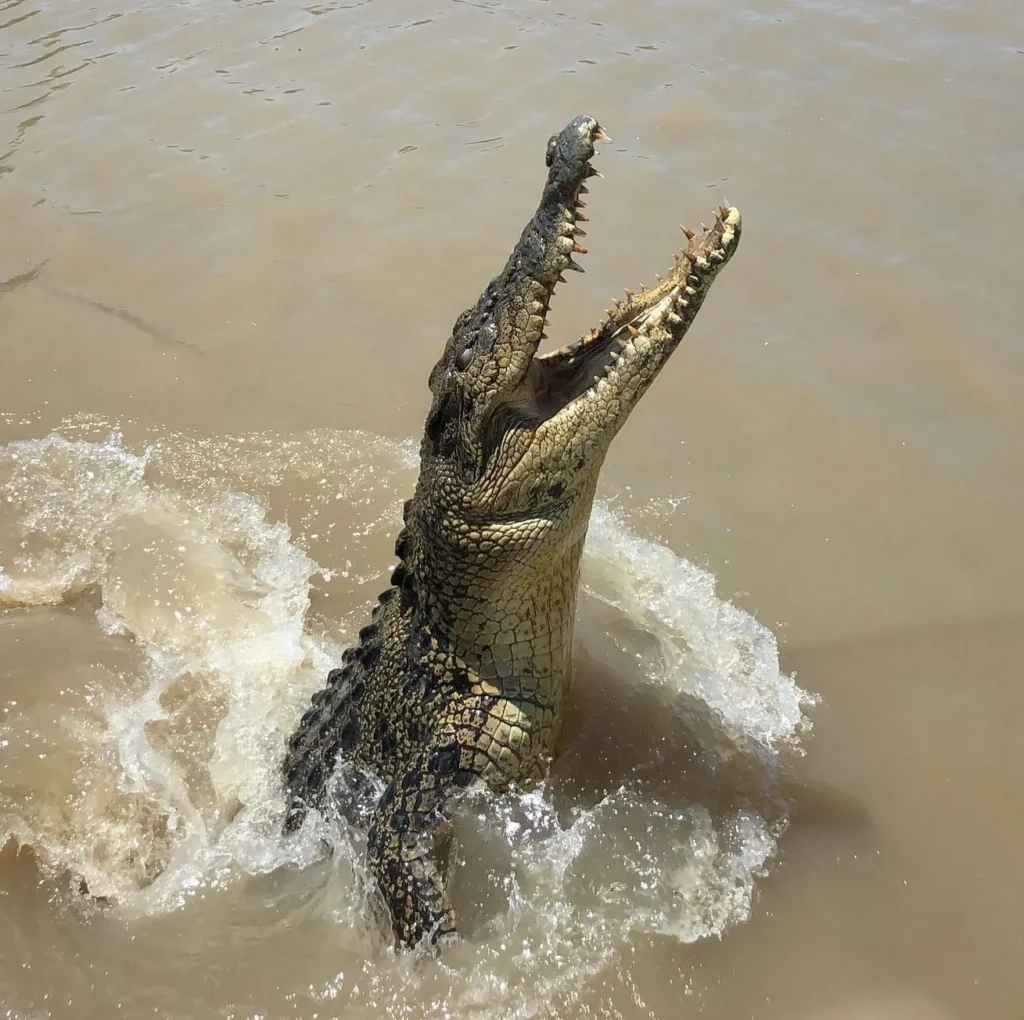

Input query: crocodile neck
[404,496,592,712]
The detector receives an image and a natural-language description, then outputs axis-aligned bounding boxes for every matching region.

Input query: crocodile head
[408,116,740,649]
[421,116,741,525]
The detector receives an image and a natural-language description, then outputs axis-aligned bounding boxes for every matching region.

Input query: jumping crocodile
[282,115,742,949]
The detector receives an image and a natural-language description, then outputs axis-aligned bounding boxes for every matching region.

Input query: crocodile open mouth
[528,203,742,422]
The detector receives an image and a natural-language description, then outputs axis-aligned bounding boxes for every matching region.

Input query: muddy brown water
[1,1,1022,1018]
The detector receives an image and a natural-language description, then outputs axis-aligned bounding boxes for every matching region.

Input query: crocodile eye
[456,345,474,370]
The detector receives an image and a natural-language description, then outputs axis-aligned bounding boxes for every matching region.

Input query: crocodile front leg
[366,756,460,949]
[367,693,553,948]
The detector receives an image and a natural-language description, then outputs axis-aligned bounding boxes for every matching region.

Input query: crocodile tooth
[573,243,588,254]
[574,227,587,237]
[627,325,639,336]
[576,211,589,221]
[680,224,695,239]
[557,273,567,284]
[586,167,603,179]
[567,260,585,273]
[688,275,700,287]
[593,127,611,142]
[624,288,634,297]
[578,185,589,196]
[609,349,620,362]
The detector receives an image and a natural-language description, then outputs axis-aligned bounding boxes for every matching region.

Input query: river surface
[1,1,1022,1018]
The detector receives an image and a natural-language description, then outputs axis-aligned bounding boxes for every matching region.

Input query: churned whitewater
[0,417,812,1018]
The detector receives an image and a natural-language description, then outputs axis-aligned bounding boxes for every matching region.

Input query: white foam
[0,419,814,1009]
[583,502,816,754]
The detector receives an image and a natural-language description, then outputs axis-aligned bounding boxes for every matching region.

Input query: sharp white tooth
[609,350,620,362]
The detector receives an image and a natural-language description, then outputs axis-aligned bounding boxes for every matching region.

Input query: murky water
[1,1,1021,1018]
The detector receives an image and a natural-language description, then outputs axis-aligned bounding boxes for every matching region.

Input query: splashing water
[0,417,815,1018]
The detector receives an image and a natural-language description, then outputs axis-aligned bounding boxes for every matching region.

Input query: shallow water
[1,1,1022,1018]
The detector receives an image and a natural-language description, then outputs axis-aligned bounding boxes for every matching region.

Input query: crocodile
[282,115,742,950]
